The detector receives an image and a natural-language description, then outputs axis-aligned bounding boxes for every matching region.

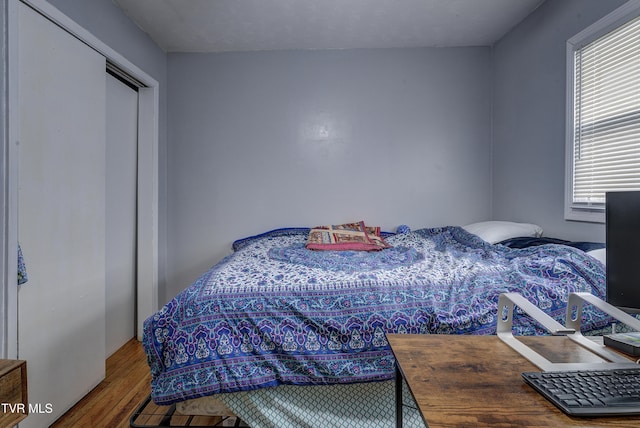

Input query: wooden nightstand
[0,360,28,427]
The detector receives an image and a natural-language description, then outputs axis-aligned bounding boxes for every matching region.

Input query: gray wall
[22,0,629,303]
[492,0,626,242]
[166,47,492,297]
[46,0,170,303]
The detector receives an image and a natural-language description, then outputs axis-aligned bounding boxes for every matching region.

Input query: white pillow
[462,221,543,244]
[587,248,606,265]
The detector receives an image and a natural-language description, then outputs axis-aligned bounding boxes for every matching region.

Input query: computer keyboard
[522,368,640,416]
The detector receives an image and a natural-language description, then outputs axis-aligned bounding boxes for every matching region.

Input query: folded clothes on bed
[306,221,391,251]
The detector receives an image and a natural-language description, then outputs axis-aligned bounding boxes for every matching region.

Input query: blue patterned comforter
[143,226,610,405]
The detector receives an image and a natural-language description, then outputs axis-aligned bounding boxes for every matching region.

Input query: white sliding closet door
[18,3,106,427]
[106,73,138,358]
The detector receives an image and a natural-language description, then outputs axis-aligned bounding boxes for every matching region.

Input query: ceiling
[113,0,545,53]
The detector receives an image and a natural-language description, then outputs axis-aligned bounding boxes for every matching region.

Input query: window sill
[564,207,605,223]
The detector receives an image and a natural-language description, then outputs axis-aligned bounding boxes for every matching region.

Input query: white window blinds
[571,13,640,208]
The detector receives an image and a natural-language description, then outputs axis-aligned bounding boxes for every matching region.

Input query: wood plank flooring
[51,338,151,428]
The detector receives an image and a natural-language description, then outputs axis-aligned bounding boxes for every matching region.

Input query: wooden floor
[51,338,152,428]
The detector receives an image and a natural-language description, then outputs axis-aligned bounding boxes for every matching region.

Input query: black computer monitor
[606,191,640,314]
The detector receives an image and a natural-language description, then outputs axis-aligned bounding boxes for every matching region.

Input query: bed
[142,222,612,427]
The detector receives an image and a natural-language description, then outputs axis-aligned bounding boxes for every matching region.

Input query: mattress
[178,380,426,428]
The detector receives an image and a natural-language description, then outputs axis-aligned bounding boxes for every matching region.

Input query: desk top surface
[387,334,640,428]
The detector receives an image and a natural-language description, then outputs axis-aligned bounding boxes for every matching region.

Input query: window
[565,1,640,222]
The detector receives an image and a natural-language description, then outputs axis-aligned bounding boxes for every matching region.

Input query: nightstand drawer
[0,360,28,427]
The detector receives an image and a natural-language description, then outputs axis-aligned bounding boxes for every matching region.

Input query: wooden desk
[388,334,640,428]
